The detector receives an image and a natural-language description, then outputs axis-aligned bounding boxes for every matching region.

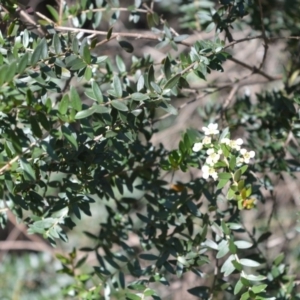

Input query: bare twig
[257,0,269,70]
[228,57,281,81]
[0,240,55,253]
[224,35,263,49]
[59,0,64,25]
[55,25,161,40]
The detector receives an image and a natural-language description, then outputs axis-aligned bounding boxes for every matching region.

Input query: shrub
[0,0,300,299]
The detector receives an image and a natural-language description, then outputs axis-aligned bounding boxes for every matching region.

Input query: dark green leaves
[19,158,36,181]
[118,40,134,53]
[131,93,149,101]
[70,87,82,111]
[164,74,181,90]
[113,76,123,98]
[31,38,48,65]
[111,100,128,111]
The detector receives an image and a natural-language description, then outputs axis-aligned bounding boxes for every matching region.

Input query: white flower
[240,148,255,163]
[220,138,230,145]
[229,138,243,151]
[193,142,203,152]
[205,148,222,166]
[206,148,214,155]
[202,123,219,136]
[202,136,212,145]
[202,165,218,180]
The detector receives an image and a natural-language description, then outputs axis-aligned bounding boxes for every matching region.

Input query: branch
[228,57,282,81]
[257,0,269,70]
[55,25,161,40]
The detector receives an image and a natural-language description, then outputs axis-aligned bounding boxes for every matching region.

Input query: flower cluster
[192,123,255,181]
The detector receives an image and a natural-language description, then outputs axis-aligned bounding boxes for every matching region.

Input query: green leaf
[131,93,149,101]
[46,5,59,22]
[240,165,248,174]
[82,45,91,64]
[139,254,158,260]
[205,22,215,33]
[113,76,123,98]
[239,258,260,267]
[164,74,181,89]
[75,105,97,119]
[217,178,230,190]
[118,40,134,53]
[61,126,78,150]
[221,255,235,276]
[234,240,253,249]
[164,56,172,79]
[125,292,141,300]
[137,75,145,91]
[159,101,177,115]
[111,100,128,111]
[242,274,266,281]
[84,66,93,81]
[257,232,272,244]
[23,29,29,48]
[17,53,28,74]
[59,94,69,115]
[187,286,210,298]
[151,82,162,94]
[116,55,126,73]
[252,284,267,294]
[6,61,16,83]
[53,33,62,54]
[107,27,113,40]
[234,278,244,295]
[218,172,232,180]
[143,288,155,297]
[147,65,155,92]
[92,81,103,103]
[20,158,36,181]
[234,169,241,182]
[273,253,284,266]
[217,240,229,258]
[70,87,82,111]
[226,186,236,200]
[204,239,218,250]
[240,291,250,300]
[31,38,47,65]
[221,220,230,235]
[229,155,236,171]
[29,116,43,138]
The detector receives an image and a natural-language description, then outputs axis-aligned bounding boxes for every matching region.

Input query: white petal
[202,165,209,173]
[207,148,214,155]
[236,138,243,145]
[221,138,230,144]
[240,148,247,155]
[208,123,218,130]
[249,151,255,158]
[193,143,203,152]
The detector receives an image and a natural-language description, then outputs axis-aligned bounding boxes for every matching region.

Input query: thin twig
[224,35,263,49]
[55,25,161,40]
[228,57,281,81]
[0,240,55,253]
[257,0,268,70]
[67,6,148,18]
[18,8,45,36]
[59,0,64,25]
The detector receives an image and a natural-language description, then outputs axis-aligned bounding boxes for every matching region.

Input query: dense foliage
[0,0,300,299]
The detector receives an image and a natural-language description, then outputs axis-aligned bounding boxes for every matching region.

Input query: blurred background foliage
[0,0,300,299]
